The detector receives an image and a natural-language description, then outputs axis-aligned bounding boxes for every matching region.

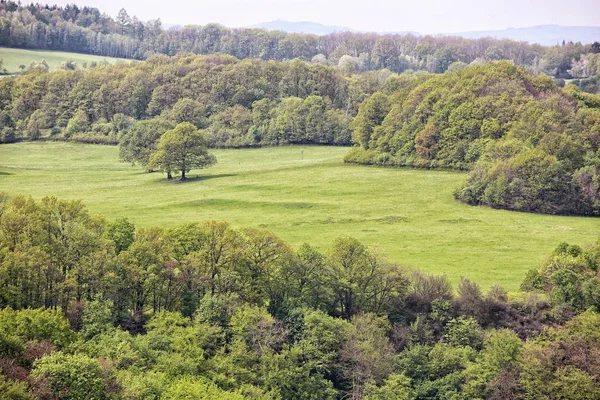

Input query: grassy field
[0,47,129,75]
[0,142,598,291]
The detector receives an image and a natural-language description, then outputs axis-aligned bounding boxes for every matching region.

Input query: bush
[0,308,76,348]
[32,353,107,400]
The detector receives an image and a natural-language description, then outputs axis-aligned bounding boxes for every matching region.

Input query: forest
[1,1,600,88]
[0,53,358,148]
[0,194,599,399]
[345,62,600,215]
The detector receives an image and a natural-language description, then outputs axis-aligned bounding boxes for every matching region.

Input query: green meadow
[0,142,598,291]
[0,47,129,74]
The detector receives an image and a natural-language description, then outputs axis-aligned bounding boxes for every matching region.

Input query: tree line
[345,61,600,216]
[0,53,369,147]
[0,194,599,399]
[1,1,600,82]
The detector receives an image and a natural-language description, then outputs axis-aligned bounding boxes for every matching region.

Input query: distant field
[0,142,598,292]
[0,47,129,74]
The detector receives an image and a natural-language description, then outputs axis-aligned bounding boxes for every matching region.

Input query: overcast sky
[50,0,600,33]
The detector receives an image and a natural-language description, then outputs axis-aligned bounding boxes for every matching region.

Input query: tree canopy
[0,195,599,398]
[345,62,600,215]
[148,122,216,180]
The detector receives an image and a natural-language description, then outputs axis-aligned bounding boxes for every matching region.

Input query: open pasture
[0,47,129,74]
[0,142,598,291]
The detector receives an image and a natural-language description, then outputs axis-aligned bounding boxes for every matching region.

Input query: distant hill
[250,20,420,36]
[250,20,355,35]
[250,20,599,45]
[447,25,600,46]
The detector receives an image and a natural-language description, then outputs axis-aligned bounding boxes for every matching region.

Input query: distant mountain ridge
[447,25,600,46]
[250,20,418,36]
[249,20,355,35]
[250,20,600,45]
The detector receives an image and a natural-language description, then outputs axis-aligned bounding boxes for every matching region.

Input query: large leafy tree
[350,92,390,150]
[148,122,217,180]
[119,118,174,169]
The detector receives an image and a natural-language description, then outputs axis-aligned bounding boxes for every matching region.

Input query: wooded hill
[345,62,600,215]
[1,1,600,83]
[0,54,367,147]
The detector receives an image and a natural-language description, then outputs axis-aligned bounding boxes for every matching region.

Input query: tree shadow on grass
[0,171,13,176]
[160,173,237,184]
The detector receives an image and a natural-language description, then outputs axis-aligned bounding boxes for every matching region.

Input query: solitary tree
[148,122,216,180]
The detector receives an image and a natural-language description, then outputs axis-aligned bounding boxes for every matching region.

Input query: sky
[50,0,600,34]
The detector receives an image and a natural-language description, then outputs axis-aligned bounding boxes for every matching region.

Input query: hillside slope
[345,62,600,215]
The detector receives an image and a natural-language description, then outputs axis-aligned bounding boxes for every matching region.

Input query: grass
[0,142,598,292]
[0,47,129,75]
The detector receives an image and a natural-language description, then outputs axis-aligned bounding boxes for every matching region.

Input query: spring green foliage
[1,143,599,291]
[518,311,600,400]
[148,122,217,180]
[521,240,600,313]
[0,195,599,398]
[162,378,246,399]
[31,352,106,399]
[346,62,600,215]
[0,308,77,348]
[0,54,355,147]
[106,218,136,254]
[0,374,31,400]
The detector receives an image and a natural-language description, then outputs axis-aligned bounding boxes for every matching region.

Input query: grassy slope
[0,47,129,74]
[0,142,598,291]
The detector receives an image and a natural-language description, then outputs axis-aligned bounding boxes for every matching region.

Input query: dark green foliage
[346,62,600,215]
[119,118,175,167]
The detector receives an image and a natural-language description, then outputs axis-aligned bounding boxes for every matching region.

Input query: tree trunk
[167,172,172,180]
[180,170,186,181]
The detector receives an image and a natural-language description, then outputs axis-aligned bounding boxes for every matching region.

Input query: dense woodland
[0,194,599,399]
[1,1,600,87]
[0,51,381,150]
[345,62,600,215]
[0,53,367,147]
